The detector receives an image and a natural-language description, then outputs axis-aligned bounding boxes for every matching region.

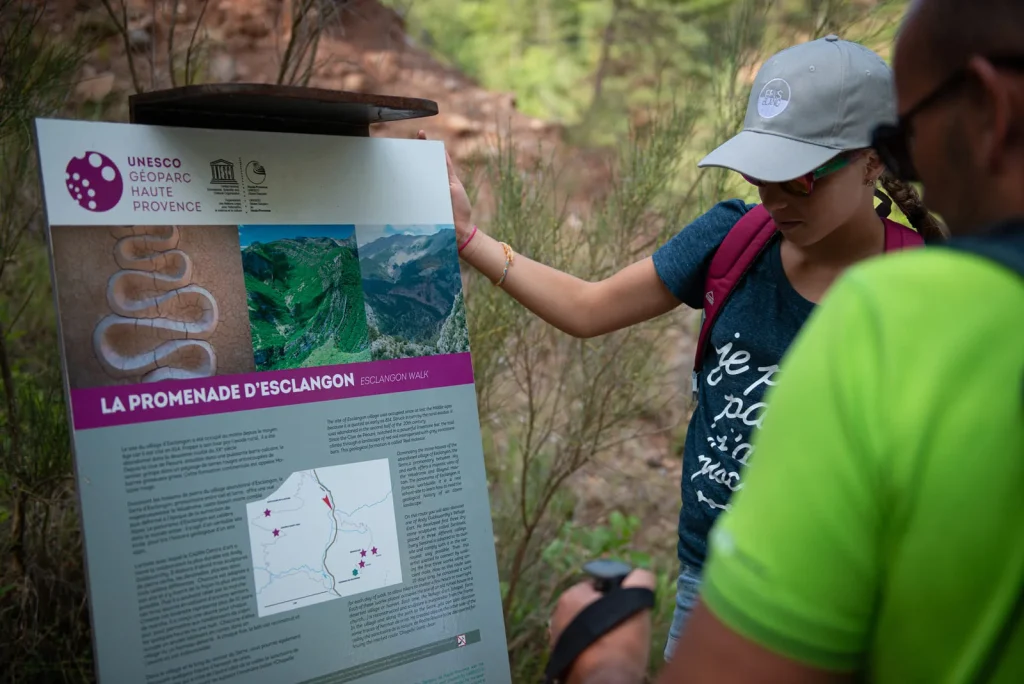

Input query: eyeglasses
[741,152,856,196]
[871,54,1024,182]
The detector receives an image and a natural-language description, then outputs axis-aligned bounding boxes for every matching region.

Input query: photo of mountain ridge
[239,225,371,371]
[356,224,470,361]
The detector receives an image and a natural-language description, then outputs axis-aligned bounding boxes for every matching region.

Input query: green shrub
[460,103,705,680]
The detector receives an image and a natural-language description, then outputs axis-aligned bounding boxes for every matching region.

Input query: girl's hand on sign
[417,130,474,246]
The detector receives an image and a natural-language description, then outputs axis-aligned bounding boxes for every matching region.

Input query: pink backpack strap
[689,211,923,401]
[691,204,776,399]
[882,217,925,251]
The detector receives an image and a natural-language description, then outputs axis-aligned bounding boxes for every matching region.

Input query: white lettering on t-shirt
[695,332,780,510]
[691,454,743,492]
[706,334,752,386]
[711,395,767,429]
[697,490,731,511]
[744,364,779,396]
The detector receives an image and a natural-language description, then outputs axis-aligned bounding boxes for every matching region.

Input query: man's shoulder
[828,243,1022,442]
[839,244,1024,323]
[850,239,1024,284]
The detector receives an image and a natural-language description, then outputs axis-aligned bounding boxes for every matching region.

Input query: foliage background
[1,0,912,681]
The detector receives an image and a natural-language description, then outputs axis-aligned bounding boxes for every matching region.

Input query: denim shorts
[662,564,703,661]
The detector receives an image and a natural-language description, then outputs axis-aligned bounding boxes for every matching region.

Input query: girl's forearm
[459,228,600,338]
[458,226,681,340]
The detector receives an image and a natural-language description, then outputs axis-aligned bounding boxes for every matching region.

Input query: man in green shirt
[546,0,1024,681]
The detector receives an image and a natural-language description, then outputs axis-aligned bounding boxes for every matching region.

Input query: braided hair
[875,170,948,243]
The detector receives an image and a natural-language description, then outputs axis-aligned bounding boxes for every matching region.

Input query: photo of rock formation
[355,224,470,361]
[239,224,371,371]
[50,225,256,390]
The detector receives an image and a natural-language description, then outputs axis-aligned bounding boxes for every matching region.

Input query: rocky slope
[360,229,461,336]
[359,227,465,360]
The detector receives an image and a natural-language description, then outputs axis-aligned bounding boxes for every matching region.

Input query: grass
[301,341,372,367]
[242,238,370,371]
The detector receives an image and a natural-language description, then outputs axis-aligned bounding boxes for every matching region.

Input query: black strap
[874,189,893,219]
[543,587,655,684]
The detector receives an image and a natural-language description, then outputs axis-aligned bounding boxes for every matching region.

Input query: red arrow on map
[322,495,332,509]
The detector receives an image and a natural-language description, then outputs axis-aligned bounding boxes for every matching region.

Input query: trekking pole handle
[583,558,633,593]
[543,559,652,684]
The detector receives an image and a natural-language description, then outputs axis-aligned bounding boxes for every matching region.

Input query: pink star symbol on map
[359,560,365,568]
[371,546,378,555]
[272,529,280,537]
[360,549,367,557]
[264,509,271,517]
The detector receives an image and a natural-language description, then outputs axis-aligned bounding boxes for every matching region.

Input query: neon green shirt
[702,246,1024,682]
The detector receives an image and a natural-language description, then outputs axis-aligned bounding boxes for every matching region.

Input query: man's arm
[656,601,854,684]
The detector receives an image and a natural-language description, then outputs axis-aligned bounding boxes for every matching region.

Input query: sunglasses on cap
[872,54,1024,183]
[741,151,857,196]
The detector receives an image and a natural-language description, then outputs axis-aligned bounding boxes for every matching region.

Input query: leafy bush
[458,103,707,679]
[0,2,92,679]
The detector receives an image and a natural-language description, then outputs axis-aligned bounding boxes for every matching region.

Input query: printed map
[246,458,402,617]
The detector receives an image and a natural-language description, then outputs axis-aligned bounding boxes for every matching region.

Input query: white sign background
[34,118,454,226]
[33,117,511,684]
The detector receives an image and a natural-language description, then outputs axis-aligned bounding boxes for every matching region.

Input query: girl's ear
[864,149,885,183]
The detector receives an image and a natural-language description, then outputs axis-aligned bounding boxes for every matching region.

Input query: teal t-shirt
[702,245,1024,682]
[651,199,813,572]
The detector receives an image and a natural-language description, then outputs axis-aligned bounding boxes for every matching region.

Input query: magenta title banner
[70,353,475,430]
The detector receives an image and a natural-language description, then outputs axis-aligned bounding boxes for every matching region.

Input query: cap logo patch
[757,78,791,119]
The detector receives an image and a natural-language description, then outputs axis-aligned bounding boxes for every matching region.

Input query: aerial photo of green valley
[239,224,370,371]
[238,223,470,371]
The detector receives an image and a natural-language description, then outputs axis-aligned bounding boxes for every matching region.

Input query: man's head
[890,0,1024,234]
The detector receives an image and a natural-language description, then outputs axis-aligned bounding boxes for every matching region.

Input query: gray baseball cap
[698,34,896,182]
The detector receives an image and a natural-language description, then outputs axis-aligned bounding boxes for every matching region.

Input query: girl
[423,35,943,660]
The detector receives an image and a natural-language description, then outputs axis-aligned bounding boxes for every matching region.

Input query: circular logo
[757,78,792,119]
[245,160,266,185]
[65,151,123,212]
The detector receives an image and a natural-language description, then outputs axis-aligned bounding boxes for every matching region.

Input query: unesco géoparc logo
[65,151,123,212]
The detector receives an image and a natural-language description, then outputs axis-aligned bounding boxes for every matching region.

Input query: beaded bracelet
[495,242,515,287]
[458,225,478,253]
